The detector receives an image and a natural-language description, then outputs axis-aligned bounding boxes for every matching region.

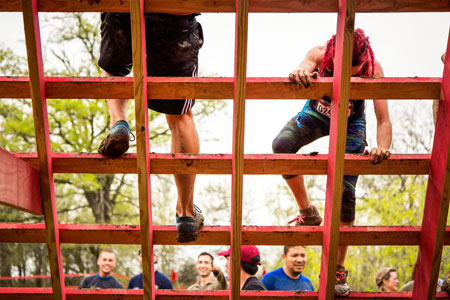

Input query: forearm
[376,121,392,149]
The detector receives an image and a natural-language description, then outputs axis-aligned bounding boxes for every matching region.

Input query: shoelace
[336,271,346,283]
[288,215,305,225]
[194,204,202,214]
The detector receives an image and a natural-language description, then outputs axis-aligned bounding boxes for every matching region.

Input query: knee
[272,137,293,154]
[166,111,194,131]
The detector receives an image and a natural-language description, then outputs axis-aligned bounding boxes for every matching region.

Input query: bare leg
[285,175,311,210]
[103,70,129,127]
[166,111,199,218]
[337,220,353,267]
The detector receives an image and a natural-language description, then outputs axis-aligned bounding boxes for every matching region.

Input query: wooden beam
[0,147,42,214]
[2,223,450,246]
[1,288,450,300]
[21,0,65,299]
[230,0,249,298]
[129,1,155,299]
[1,0,450,13]
[15,153,431,175]
[413,29,450,300]
[319,1,355,299]
[0,77,442,100]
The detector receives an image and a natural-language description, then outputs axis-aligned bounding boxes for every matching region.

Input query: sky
[0,11,449,279]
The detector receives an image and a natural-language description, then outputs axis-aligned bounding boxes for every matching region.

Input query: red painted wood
[13,152,432,175]
[2,223,449,246]
[2,0,450,13]
[413,30,450,300]
[21,0,65,298]
[0,288,449,299]
[129,1,155,299]
[0,76,442,100]
[319,0,355,299]
[0,147,42,214]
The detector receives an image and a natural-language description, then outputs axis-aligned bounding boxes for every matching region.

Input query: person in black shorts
[97,13,204,243]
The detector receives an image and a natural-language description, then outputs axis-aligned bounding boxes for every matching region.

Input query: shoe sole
[99,133,129,157]
[176,220,204,243]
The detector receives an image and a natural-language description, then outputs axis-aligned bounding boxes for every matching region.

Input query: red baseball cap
[217,245,261,265]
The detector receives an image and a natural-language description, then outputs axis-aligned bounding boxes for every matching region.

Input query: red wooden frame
[0,0,449,299]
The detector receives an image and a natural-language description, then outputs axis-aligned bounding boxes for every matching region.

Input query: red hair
[320,28,375,77]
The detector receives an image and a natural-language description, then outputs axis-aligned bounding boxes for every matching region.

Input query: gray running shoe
[176,204,204,243]
[335,269,350,297]
[288,205,322,226]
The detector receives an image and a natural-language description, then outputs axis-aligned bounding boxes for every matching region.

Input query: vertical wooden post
[318,0,355,299]
[231,0,249,298]
[130,1,155,299]
[21,0,65,299]
[412,29,450,300]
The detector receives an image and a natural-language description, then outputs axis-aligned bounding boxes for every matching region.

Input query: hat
[375,267,396,287]
[218,245,261,265]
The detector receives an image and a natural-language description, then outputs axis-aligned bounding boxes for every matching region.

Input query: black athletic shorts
[98,13,203,115]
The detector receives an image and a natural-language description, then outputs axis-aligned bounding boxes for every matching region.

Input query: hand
[212,264,221,275]
[369,147,390,165]
[289,68,318,88]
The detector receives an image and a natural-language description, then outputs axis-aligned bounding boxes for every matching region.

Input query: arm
[370,59,392,164]
[212,265,228,290]
[289,45,325,88]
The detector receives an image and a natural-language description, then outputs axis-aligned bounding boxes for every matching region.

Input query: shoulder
[372,58,384,77]
[128,273,142,289]
[111,276,124,288]
[155,271,173,289]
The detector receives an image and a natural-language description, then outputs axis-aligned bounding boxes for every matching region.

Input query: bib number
[316,99,352,118]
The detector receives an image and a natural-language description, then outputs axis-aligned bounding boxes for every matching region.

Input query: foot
[98,120,131,157]
[288,205,322,226]
[335,267,350,297]
[442,271,450,294]
[176,205,204,243]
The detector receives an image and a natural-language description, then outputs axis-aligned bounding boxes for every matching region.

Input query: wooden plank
[319,1,355,299]
[129,1,155,299]
[0,147,42,214]
[1,0,450,13]
[0,288,450,300]
[412,30,450,300]
[15,153,431,175]
[230,0,249,298]
[0,77,443,100]
[3,223,450,246]
[21,1,66,299]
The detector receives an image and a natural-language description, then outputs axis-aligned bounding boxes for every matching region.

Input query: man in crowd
[97,12,204,243]
[272,28,392,296]
[79,249,123,289]
[188,252,227,290]
[261,246,313,291]
[128,250,172,289]
[218,245,266,291]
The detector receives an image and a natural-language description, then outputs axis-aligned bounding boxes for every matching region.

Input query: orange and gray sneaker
[288,205,322,226]
[442,271,450,294]
[335,266,350,297]
[176,204,204,243]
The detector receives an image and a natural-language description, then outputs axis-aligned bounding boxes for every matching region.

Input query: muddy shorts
[272,100,367,223]
[98,13,204,115]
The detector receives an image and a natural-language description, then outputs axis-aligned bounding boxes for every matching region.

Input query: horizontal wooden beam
[1,223,449,246]
[14,153,431,175]
[0,289,450,300]
[1,0,450,13]
[0,148,42,214]
[0,77,442,100]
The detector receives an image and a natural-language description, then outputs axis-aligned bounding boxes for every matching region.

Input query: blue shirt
[128,271,173,289]
[261,267,314,291]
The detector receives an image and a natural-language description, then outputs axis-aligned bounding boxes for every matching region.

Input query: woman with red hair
[272,29,392,296]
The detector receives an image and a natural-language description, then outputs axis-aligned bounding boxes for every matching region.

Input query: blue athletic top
[128,271,173,289]
[261,267,314,291]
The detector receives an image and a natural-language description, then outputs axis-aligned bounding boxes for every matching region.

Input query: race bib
[316,99,352,118]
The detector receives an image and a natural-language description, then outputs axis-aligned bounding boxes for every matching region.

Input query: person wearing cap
[375,267,399,292]
[218,245,267,291]
[188,252,228,291]
[128,250,173,290]
[261,246,313,291]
